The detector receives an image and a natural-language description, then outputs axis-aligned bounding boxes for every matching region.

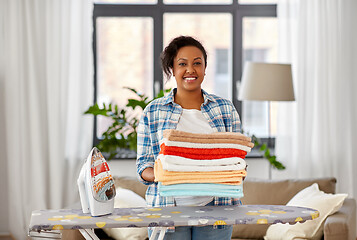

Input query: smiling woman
[136,36,243,240]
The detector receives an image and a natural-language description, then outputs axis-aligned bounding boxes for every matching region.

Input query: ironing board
[28,205,319,240]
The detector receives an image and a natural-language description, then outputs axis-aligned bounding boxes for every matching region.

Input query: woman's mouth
[183,77,197,83]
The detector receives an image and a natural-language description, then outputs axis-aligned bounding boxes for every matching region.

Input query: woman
[136,36,242,239]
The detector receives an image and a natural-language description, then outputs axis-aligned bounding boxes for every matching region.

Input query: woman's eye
[194,62,202,65]
[178,63,186,66]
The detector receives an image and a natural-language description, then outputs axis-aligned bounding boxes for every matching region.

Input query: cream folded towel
[163,135,254,148]
[163,129,252,142]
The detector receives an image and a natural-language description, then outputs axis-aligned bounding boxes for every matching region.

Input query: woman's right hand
[141,167,155,182]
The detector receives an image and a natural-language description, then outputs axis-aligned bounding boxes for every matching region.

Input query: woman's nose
[186,66,195,74]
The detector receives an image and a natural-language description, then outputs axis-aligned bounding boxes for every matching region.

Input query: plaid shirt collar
[163,88,216,106]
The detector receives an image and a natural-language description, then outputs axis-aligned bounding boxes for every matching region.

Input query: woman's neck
[174,89,204,110]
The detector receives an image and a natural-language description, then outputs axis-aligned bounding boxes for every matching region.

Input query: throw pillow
[264,183,347,240]
[103,188,148,240]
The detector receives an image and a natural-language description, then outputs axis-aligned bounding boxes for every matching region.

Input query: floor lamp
[238,62,295,179]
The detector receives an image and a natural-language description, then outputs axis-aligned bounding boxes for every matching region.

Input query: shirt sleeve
[230,102,242,133]
[136,109,155,185]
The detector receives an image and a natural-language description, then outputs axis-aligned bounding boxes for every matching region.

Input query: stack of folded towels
[154,129,254,198]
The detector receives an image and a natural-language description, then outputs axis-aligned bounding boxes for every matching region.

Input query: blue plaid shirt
[136,88,243,207]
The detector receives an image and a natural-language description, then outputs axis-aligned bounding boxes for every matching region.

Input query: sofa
[62,176,356,240]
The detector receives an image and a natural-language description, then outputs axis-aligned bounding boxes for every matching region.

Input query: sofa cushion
[232,224,269,240]
[264,183,347,240]
[240,177,336,205]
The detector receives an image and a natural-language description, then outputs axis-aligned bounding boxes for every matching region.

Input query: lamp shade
[238,62,295,101]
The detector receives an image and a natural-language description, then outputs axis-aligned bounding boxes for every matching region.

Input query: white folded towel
[158,155,246,172]
[159,154,245,166]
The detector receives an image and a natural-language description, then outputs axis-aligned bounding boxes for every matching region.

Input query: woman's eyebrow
[177,57,202,61]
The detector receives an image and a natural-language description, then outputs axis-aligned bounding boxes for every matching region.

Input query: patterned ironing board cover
[29,205,319,232]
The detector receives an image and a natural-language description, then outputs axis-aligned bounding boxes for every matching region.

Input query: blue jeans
[148,201,233,240]
[149,225,233,240]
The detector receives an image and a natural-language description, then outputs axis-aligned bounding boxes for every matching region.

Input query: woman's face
[172,46,206,93]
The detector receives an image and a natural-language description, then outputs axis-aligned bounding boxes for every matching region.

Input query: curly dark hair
[160,36,207,80]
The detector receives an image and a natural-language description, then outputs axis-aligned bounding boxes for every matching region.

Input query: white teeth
[185,77,196,80]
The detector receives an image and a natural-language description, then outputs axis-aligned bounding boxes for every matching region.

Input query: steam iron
[77,147,116,216]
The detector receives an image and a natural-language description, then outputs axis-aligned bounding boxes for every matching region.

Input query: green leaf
[264,149,270,157]
[124,87,148,100]
[84,103,109,116]
[126,99,148,110]
[259,143,267,151]
[155,88,172,99]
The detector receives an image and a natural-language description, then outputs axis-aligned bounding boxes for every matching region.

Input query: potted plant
[84,87,170,159]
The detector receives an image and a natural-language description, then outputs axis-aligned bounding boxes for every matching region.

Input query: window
[242,17,278,137]
[93,1,277,157]
[96,17,154,137]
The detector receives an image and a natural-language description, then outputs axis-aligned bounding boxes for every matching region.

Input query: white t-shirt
[174,108,215,206]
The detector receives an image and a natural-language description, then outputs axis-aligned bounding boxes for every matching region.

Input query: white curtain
[275,0,357,198]
[1,0,94,239]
